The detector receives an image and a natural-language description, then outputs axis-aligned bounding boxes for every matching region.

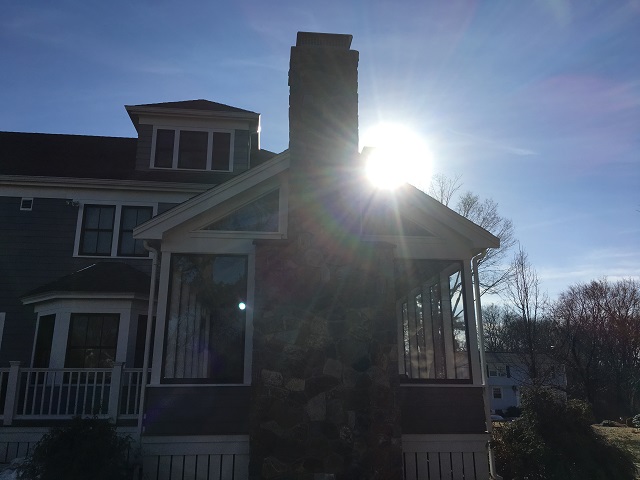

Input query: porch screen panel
[164,254,247,383]
[397,260,471,381]
[449,269,470,379]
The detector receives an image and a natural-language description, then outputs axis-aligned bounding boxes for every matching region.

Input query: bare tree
[503,246,552,385]
[553,278,640,417]
[428,173,463,207]
[428,174,516,295]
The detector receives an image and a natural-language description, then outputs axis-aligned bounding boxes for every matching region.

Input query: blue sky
[1,0,638,300]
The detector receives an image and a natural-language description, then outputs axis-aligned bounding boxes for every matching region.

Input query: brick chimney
[288,32,361,240]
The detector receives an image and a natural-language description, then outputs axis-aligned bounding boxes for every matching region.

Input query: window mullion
[172,130,180,169]
[206,131,213,170]
[421,283,434,378]
[440,273,456,379]
[111,205,122,257]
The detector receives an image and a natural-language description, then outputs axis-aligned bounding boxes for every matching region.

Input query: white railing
[0,362,148,425]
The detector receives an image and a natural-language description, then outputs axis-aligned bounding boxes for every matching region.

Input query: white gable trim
[134,151,290,240]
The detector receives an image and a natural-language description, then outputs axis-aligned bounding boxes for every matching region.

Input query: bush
[633,414,640,429]
[18,417,134,480]
[504,405,522,418]
[493,388,636,480]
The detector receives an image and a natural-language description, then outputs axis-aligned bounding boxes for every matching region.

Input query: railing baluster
[47,371,55,415]
[21,370,30,415]
[6,367,147,420]
[98,371,106,414]
[56,370,63,415]
[75,371,82,415]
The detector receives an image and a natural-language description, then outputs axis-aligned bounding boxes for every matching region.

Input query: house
[485,352,567,415]
[0,32,500,479]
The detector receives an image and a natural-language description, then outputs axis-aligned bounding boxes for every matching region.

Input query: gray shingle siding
[233,129,250,173]
[135,124,153,171]
[0,196,152,365]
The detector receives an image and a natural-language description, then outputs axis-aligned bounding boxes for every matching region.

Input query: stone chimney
[250,32,402,479]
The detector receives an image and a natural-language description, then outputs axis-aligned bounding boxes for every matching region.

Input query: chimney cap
[296,32,353,49]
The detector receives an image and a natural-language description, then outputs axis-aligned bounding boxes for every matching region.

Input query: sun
[361,123,433,190]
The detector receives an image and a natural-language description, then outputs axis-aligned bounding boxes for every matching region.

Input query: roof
[127,99,257,115]
[0,131,277,182]
[0,131,137,179]
[23,262,150,298]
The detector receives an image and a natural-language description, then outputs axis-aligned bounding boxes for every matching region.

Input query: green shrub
[18,417,134,480]
[633,414,640,428]
[493,388,636,480]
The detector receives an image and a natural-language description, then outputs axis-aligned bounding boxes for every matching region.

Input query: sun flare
[361,123,433,191]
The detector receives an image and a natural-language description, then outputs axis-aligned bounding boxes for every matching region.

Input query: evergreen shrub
[18,417,134,480]
[493,388,636,480]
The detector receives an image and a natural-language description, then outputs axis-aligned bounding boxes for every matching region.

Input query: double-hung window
[151,128,233,171]
[65,313,120,368]
[78,204,153,257]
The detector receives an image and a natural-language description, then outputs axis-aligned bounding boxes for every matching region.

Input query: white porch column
[3,361,21,426]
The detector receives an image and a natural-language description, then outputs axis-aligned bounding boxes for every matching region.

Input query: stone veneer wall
[250,236,402,479]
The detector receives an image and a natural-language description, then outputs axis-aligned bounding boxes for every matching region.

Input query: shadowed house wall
[249,33,403,479]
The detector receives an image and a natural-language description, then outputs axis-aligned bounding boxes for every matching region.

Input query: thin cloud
[448,129,537,156]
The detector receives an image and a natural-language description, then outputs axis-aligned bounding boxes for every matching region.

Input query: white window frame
[150,126,235,172]
[151,248,255,386]
[20,198,34,211]
[73,202,157,258]
[28,297,148,369]
[492,387,503,399]
[488,364,507,377]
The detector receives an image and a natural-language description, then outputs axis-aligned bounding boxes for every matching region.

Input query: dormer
[125,100,261,177]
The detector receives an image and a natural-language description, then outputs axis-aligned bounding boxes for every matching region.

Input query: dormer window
[151,127,233,171]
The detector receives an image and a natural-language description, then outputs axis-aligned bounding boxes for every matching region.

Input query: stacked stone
[251,238,402,479]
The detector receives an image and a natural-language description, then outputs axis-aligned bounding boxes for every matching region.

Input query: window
[65,313,119,368]
[118,206,153,256]
[79,205,115,255]
[203,190,280,232]
[178,130,208,169]
[163,254,247,383]
[398,260,471,381]
[151,128,233,171]
[78,204,154,257]
[20,198,33,211]
[492,387,503,400]
[33,314,56,367]
[489,364,507,377]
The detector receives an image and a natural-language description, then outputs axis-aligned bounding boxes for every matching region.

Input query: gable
[361,200,435,237]
[133,151,290,241]
[201,189,280,233]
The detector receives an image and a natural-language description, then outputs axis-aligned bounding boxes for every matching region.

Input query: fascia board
[0,175,211,195]
[21,291,148,306]
[400,186,500,249]
[126,106,260,122]
[134,152,290,240]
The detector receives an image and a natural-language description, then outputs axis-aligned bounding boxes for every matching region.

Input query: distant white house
[486,352,567,414]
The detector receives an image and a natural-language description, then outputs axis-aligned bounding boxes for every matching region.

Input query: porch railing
[0,362,148,425]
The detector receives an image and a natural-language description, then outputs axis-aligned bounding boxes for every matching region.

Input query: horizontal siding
[233,130,250,173]
[144,386,250,435]
[135,124,153,171]
[0,196,152,366]
[158,203,179,215]
[400,386,486,434]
